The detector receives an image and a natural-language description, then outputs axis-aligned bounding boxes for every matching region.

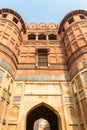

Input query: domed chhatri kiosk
[0,8,87,130]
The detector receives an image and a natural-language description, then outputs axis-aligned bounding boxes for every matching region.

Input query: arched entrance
[26,103,61,130]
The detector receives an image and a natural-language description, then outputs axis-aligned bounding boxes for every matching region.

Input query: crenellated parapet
[23,23,58,41]
[26,22,58,29]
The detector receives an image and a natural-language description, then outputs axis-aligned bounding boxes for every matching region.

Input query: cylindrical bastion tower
[59,10,87,129]
[0,8,26,77]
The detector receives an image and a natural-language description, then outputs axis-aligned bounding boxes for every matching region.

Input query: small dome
[48,23,57,29]
[29,23,37,29]
[38,23,46,29]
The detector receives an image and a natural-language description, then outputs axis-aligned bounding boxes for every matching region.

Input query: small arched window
[28,34,36,40]
[68,17,74,24]
[48,34,57,40]
[13,17,18,24]
[2,13,8,18]
[79,15,86,20]
[38,34,46,40]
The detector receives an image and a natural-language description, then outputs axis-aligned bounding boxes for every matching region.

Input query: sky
[0,0,87,24]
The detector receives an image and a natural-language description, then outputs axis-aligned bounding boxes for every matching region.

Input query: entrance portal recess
[26,103,60,130]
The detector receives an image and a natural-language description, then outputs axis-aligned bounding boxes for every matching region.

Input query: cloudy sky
[0,0,87,24]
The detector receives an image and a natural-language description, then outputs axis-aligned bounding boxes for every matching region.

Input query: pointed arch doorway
[26,103,61,130]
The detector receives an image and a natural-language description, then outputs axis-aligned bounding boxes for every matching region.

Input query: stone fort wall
[0,8,87,130]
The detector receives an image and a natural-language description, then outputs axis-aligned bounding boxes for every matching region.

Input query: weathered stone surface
[0,8,87,130]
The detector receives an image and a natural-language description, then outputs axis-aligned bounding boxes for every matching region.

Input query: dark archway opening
[26,104,59,130]
[48,34,57,40]
[28,34,36,40]
[38,34,46,40]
